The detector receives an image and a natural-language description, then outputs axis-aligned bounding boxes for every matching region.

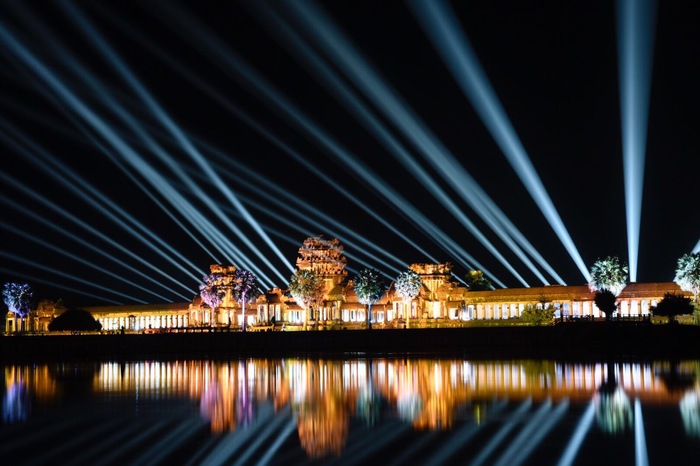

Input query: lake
[2,358,700,465]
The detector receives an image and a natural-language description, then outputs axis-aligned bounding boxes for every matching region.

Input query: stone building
[4,236,695,333]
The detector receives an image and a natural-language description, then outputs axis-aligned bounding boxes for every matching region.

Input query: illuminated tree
[3,282,33,332]
[354,269,386,330]
[652,292,694,325]
[675,252,700,302]
[464,270,492,291]
[520,303,555,326]
[594,290,618,321]
[288,269,324,329]
[232,269,260,332]
[589,256,628,296]
[199,274,225,325]
[395,269,422,329]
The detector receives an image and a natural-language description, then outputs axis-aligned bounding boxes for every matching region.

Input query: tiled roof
[464,285,594,303]
[84,302,192,315]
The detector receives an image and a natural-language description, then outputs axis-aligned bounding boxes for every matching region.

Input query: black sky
[1,0,698,306]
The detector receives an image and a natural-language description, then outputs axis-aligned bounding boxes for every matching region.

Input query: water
[2,358,700,465]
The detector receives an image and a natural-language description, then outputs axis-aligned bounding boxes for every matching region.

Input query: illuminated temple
[5,236,693,333]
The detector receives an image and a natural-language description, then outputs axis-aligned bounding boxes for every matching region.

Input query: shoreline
[3,323,700,363]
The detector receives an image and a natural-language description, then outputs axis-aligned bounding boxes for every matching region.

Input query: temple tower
[296,236,348,294]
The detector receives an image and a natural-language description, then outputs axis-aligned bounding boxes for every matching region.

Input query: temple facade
[4,237,694,333]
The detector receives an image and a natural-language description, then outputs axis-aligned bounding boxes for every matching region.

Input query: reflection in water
[2,373,28,423]
[681,391,700,437]
[3,359,700,464]
[595,386,633,434]
[594,363,633,435]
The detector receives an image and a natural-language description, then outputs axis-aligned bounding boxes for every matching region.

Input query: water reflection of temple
[4,359,700,461]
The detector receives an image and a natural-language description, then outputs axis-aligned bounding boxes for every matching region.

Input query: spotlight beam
[0,194,189,301]
[469,399,533,466]
[0,21,278,289]
[0,251,147,303]
[6,1,281,287]
[2,222,174,303]
[150,4,510,286]
[0,266,123,305]
[0,122,202,283]
[282,0,568,285]
[617,0,657,282]
[246,1,531,286]
[227,190,404,277]
[0,26,226,267]
[98,7,507,284]
[0,173,193,300]
[200,145,412,271]
[407,0,585,283]
[61,1,294,279]
[117,4,483,276]
[556,401,595,466]
[634,399,649,466]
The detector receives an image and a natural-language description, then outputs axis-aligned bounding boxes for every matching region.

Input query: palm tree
[395,269,422,328]
[232,269,260,332]
[594,289,618,321]
[354,269,386,330]
[652,293,694,325]
[464,270,492,291]
[199,273,224,326]
[674,252,700,302]
[589,256,628,296]
[288,269,324,330]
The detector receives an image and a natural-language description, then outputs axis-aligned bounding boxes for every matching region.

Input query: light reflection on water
[2,359,700,464]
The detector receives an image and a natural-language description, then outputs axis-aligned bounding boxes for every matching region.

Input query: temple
[4,236,693,333]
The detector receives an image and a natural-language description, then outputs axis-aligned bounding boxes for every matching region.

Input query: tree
[199,274,225,325]
[48,308,102,332]
[675,252,700,302]
[520,303,555,326]
[232,269,260,332]
[594,290,618,321]
[3,282,33,332]
[464,270,492,291]
[395,269,422,328]
[652,292,694,325]
[589,256,628,296]
[288,269,324,329]
[354,269,386,330]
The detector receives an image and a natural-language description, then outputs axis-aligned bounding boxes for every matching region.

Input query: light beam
[408,0,588,283]
[617,0,657,282]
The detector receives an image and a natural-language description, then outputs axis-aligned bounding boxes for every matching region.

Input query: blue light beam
[61,1,294,281]
[0,251,148,304]
[0,21,277,289]
[245,1,529,286]
[96,10,455,274]
[150,6,503,284]
[282,0,567,285]
[0,266,123,305]
[0,173,193,300]
[408,0,589,283]
[0,193,186,301]
[617,0,657,282]
[1,221,174,303]
[0,121,202,283]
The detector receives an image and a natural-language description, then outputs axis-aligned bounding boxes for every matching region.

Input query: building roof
[84,302,191,316]
[463,285,594,303]
[619,282,690,299]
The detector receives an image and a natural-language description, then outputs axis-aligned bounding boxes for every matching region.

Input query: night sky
[1,0,698,306]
